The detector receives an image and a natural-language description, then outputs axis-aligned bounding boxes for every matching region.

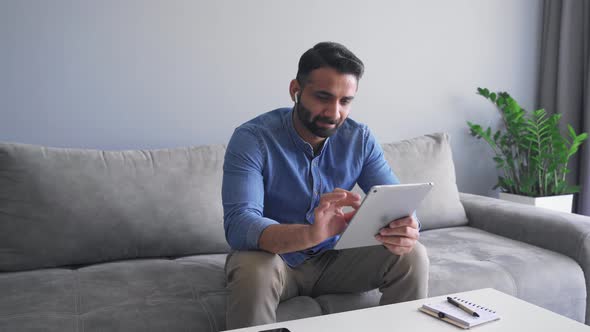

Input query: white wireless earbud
[294,93,299,104]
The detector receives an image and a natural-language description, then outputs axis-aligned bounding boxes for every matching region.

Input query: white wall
[0,0,542,196]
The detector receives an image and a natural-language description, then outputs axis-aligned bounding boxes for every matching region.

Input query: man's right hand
[309,188,362,245]
[258,188,361,254]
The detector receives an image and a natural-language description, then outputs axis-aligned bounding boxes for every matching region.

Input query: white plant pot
[498,192,573,213]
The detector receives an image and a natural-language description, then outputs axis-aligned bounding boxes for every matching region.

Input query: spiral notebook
[419,296,500,329]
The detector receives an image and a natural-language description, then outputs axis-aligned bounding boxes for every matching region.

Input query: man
[222,42,429,329]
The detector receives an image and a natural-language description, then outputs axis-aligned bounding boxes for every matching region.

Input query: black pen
[447,297,480,317]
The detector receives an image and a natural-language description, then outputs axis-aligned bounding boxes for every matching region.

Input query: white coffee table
[223,288,590,331]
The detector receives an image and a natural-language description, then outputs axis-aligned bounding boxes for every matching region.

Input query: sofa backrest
[381,133,468,230]
[0,132,466,272]
[0,143,230,272]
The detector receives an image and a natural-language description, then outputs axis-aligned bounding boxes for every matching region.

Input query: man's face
[294,67,358,138]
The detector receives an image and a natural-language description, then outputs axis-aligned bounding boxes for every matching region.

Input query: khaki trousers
[225,242,429,330]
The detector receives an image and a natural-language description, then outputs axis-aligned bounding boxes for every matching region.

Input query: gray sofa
[1,132,589,331]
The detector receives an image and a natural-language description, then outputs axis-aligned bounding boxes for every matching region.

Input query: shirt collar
[283,108,330,158]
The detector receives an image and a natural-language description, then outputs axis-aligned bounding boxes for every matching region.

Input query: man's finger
[331,189,361,209]
[388,216,418,229]
[375,234,416,247]
[333,198,361,211]
[314,201,331,215]
[319,192,347,205]
[348,198,361,210]
[343,210,357,223]
[333,188,362,200]
[379,226,420,240]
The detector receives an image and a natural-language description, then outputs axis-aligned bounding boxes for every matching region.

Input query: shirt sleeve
[356,127,400,191]
[356,128,422,230]
[222,126,279,250]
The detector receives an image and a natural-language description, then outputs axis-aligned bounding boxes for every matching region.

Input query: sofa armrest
[460,193,590,258]
[460,192,590,323]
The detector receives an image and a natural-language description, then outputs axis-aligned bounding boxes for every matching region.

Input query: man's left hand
[374,216,419,255]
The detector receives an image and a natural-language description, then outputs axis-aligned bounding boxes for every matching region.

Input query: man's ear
[289,79,301,103]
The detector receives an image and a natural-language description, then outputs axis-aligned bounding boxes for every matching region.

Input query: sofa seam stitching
[481,259,519,297]
[178,261,199,301]
[74,270,81,332]
[179,261,218,332]
[197,298,217,332]
[575,231,590,268]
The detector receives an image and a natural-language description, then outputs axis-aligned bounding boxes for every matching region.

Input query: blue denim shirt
[222,107,399,267]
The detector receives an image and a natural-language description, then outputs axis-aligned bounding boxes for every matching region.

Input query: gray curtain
[538,0,590,215]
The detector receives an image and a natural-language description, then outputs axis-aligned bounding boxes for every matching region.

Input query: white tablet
[333,183,434,250]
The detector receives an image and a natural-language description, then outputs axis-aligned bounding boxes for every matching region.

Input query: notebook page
[422,297,500,327]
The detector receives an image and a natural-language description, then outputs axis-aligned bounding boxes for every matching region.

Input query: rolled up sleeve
[222,127,279,250]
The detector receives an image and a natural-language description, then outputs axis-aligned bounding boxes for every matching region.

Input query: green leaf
[479,88,490,98]
[568,124,576,138]
[493,130,501,142]
[555,182,568,195]
[490,92,497,102]
[498,177,514,192]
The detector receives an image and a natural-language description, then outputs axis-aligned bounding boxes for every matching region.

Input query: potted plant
[467,87,588,213]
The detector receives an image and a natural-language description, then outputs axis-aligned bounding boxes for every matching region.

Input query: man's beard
[295,101,342,138]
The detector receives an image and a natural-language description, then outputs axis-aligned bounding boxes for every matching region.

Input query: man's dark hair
[296,42,364,86]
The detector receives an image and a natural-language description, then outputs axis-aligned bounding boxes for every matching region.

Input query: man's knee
[383,241,429,279]
[226,250,285,285]
[408,241,429,274]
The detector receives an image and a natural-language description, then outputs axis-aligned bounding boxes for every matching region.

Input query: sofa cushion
[420,226,587,322]
[306,224,587,322]
[0,253,324,332]
[0,314,76,332]
[0,268,76,317]
[0,142,229,271]
[77,259,201,313]
[381,133,467,230]
[81,302,213,332]
[0,256,223,331]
